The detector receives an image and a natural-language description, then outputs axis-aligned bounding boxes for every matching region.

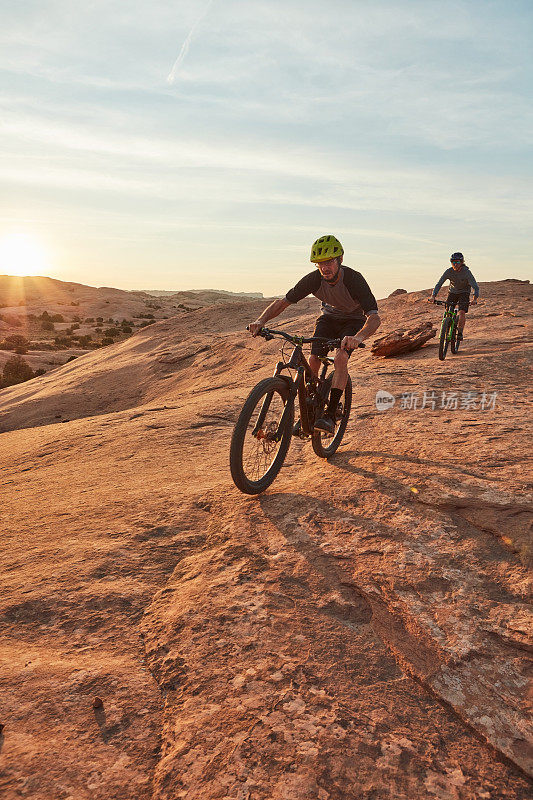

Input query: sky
[1,0,532,299]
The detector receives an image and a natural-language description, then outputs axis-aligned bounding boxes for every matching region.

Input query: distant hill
[0,275,272,375]
[142,289,264,299]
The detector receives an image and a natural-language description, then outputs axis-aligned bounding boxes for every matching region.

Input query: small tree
[3,334,29,351]
[2,355,34,387]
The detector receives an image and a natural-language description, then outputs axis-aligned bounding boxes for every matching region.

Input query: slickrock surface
[0,280,532,799]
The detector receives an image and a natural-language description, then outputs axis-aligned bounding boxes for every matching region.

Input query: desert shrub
[34,368,46,376]
[1,355,34,387]
[41,320,55,332]
[96,317,103,322]
[50,314,65,323]
[54,336,73,348]
[104,327,120,337]
[139,320,154,327]
[121,325,132,334]
[40,311,50,319]
[14,347,27,355]
[66,355,78,363]
[101,337,114,345]
[71,323,80,330]
[84,317,95,323]
[2,334,29,351]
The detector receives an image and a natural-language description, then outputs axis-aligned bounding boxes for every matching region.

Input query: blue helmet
[450,252,464,263]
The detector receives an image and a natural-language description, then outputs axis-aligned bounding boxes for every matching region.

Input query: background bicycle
[434,299,461,360]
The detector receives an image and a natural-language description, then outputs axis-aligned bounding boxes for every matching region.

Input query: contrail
[167,0,215,84]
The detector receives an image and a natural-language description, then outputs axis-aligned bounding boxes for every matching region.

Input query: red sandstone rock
[371,321,436,357]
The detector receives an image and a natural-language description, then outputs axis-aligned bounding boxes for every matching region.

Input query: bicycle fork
[251,365,297,441]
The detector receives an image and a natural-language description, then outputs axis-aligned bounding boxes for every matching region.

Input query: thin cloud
[167,0,215,84]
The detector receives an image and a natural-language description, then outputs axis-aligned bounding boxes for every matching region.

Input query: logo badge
[375,390,395,412]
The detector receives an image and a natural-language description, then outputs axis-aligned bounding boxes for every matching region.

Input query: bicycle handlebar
[247,326,365,349]
[432,298,480,306]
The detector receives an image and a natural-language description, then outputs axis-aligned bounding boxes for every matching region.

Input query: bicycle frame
[250,332,336,439]
[435,300,458,341]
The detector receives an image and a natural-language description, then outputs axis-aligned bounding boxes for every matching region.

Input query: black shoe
[292,419,302,436]
[314,414,335,435]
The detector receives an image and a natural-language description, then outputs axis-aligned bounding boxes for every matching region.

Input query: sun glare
[0,232,50,277]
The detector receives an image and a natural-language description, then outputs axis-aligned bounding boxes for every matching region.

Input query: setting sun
[0,232,50,277]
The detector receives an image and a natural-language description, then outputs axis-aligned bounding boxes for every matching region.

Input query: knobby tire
[230,377,294,495]
[312,374,352,459]
[438,317,450,361]
[450,321,460,354]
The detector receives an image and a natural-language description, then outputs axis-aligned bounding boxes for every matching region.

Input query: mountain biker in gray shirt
[249,235,381,434]
[427,252,479,341]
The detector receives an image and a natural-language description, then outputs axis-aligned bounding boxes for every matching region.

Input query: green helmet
[310,234,344,263]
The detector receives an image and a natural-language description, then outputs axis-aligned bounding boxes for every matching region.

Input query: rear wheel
[230,377,294,494]
[438,316,450,361]
[312,374,352,458]
[450,320,460,353]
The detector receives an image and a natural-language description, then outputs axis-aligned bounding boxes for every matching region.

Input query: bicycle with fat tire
[229,328,364,495]
[434,299,460,360]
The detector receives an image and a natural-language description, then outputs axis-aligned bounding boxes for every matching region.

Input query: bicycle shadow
[258,490,401,589]
[336,448,487,480]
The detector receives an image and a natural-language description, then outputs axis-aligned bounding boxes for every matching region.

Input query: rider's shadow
[334,448,487,481]
[258,490,401,588]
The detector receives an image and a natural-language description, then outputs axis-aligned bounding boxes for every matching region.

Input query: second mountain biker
[427,252,479,341]
[248,235,381,434]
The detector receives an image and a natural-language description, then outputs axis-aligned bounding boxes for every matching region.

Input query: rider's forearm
[255,298,291,326]
[355,313,381,341]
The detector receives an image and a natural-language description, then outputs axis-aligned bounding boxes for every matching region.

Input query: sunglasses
[450,260,463,264]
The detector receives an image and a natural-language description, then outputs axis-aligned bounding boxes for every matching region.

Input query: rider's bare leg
[309,354,322,378]
[331,348,350,390]
[458,309,466,333]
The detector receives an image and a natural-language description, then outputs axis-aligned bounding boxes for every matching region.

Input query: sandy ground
[0,280,532,799]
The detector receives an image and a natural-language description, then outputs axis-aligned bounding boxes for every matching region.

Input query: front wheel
[230,377,294,494]
[438,317,450,361]
[312,374,352,459]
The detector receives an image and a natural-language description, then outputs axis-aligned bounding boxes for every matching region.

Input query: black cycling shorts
[311,314,365,357]
[446,291,470,312]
